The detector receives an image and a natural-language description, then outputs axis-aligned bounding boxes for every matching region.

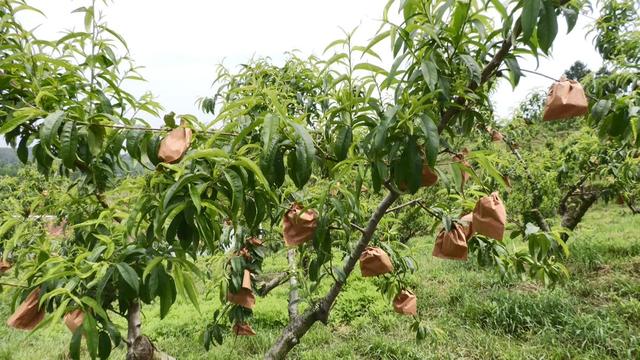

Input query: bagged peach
[6,288,45,330]
[491,129,503,142]
[64,309,84,333]
[0,260,11,274]
[432,223,468,260]
[359,247,393,277]
[542,79,589,121]
[421,165,439,187]
[227,270,255,309]
[393,290,417,316]
[459,212,474,239]
[283,204,318,246]
[472,192,507,241]
[158,127,193,163]
[233,322,256,336]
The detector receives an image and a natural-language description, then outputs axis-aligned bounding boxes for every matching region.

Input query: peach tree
[0,0,606,359]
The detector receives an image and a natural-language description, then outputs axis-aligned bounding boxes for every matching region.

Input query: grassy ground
[1,204,639,359]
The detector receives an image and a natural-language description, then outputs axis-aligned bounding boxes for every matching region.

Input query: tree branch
[559,170,593,215]
[264,190,399,360]
[256,272,290,297]
[287,249,299,320]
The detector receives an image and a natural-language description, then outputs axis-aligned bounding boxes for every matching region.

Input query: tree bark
[561,192,598,231]
[287,249,299,320]
[264,190,399,360]
[256,272,290,297]
[127,301,142,349]
[126,300,175,360]
[624,198,640,215]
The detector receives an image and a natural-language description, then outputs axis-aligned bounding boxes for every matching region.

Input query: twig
[75,121,238,136]
[416,201,440,219]
[521,68,560,82]
[386,198,422,213]
[350,222,366,234]
[0,281,27,288]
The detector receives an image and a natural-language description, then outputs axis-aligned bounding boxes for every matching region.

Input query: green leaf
[17,135,29,163]
[0,108,46,134]
[158,268,176,319]
[537,0,558,54]
[459,54,481,84]
[449,0,471,46]
[162,173,208,210]
[39,110,65,147]
[420,60,438,90]
[234,157,273,196]
[98,331,112,360]
[332,126,352,161]
[590,99,611,122]
[353,62,388,76]
[223,168,244,219]
[116,263,139,294]
[363,30,391,54]
[504,56,523,87]
[80,296,108,321]
[181,271,200,313]
[521,0,542,42]
[163,112,176,127]
[333,266,346,283]
[126,130,143,161]
[189,184,202,213]
[399,136,423,193]
[83,311,99,359]
[289,122,316,188]
[87,125,106,156]
[69,327,82,360]
[260,114,281,183]
[419,114,439,167]
[60,121,78,168]
[562,8,578,33]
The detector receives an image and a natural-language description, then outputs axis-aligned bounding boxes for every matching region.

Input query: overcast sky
[17,0,601,127]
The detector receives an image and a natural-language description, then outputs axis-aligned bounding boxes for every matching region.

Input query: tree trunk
[126,300,176,360]
[127,301,142,350]
[624,198,640,215]
[287,249,299,320]
[264,190,399,360]
[561,192,598,231]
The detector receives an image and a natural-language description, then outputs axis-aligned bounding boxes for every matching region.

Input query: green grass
[1,204,639,359]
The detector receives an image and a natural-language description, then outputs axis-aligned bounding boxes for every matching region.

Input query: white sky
[16,0,601,127]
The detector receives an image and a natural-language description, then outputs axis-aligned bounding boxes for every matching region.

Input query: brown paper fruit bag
[472,192,507,241]
[0,260,11,274]
[233,323,256,336]
[6,288,45,330]
[393,290,417,316]
[491,130,503,142]
[158,127,193,163]
[227,270,255,309]
[283,204,318,246]
[542,79,589,121]
[64,309,84,333]
[432,223,468,261]
[421,165,439,187]
[359,247,393,277]
[459,213,474,239]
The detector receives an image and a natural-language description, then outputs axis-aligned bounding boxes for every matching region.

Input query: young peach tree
[1,0,621,360]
